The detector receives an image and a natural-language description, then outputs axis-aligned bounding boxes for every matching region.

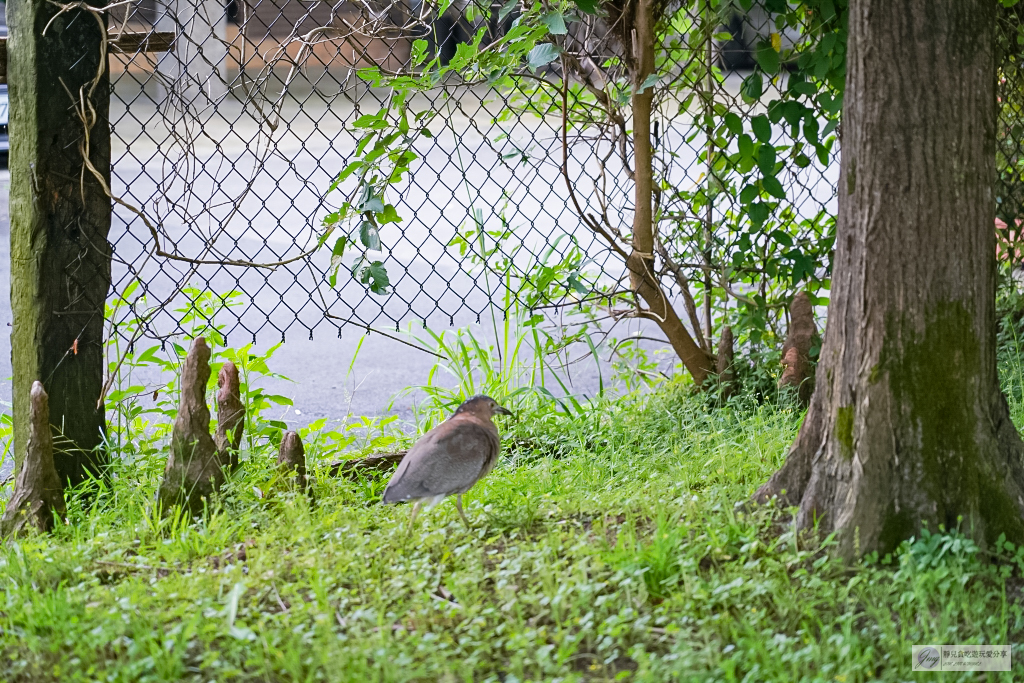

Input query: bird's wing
[382,418,497,502]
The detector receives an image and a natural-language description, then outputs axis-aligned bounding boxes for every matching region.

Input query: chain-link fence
[104,0,843,357]
[998,5,1024,265]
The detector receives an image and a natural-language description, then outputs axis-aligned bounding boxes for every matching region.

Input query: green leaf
[724,112,743,136]
[755,40,780,75]
[360,221,381,251]
[634,73,660,95]
[741,72,762,99]
[748,202,769,227]
[499,0,519,21]
[411,39,429,65]
[739,183,758,204]
[350,254,366,278]
[362,196,384,214]
[365,261,390,295]
[331,236,347,267]
[528,43,561,70]
[769,229,793,248]
[541,12,567,35]
[225,582,245,628]
[816,141,833,166]
[762,175,786,200]
[751,115,772,143]
[737,134,755,159]
[335,161,362,185]
[819,32,838,56]
[573,0,598,14]
[757,144,777,176]
[820,0,836,21]
[781,101,804,128]
[567,273,588,294]
[353,113,387,130]
[788,249,814,284]
[378,204,402,224]
[790,79,817,97]
[803,114,820,144]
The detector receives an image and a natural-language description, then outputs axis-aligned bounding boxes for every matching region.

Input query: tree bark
[754,0,1024,559]
[328,450,407,478]
[9,0,111,486]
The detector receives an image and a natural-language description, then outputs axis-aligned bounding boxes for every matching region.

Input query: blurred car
[716,3,801,71]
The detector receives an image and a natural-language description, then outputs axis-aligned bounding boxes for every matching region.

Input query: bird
[383,395,512,528]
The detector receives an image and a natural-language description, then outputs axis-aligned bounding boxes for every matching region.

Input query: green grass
[0,381,1022,682]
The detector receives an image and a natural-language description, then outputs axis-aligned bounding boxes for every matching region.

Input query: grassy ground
[0,379,1021,682]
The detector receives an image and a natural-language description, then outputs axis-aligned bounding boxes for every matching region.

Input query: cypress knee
[778,292,818,404]
[277,430,308,492]
[155,338,223,516]
[1,382,66,537]
[215,361,244,469]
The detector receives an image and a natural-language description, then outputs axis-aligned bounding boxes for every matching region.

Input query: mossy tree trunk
[9,0,111,484]
[754,0,1024,558]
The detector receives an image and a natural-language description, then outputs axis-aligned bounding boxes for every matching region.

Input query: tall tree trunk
[9,0,111,485]
[754,0,1024,558]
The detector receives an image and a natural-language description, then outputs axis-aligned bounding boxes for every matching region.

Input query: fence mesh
[998,6,1024,265]
[104,0,844,354]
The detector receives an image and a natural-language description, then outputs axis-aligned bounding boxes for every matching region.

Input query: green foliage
[103,284,406,467]
[318,5,553,297]
[2,376,1024,680]
[395,284,604,434]
[319,0,851,386]
[667,0,845,354]
[997,277,1024,423]
[104,284,296,459]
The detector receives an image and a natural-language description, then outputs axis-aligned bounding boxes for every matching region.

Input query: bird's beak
[495,404,513,417]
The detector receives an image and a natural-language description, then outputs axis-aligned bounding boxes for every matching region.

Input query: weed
[0,295,1021,680]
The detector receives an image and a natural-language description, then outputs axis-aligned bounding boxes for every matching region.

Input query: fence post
[8,0,111,485]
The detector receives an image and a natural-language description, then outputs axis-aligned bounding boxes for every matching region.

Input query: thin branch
[561,57,631,260]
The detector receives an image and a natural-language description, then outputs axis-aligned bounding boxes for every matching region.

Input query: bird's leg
[454,494,471,528]
[408,500,424,532]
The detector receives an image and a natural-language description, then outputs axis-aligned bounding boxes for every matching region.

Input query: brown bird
[383,395,512,527]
